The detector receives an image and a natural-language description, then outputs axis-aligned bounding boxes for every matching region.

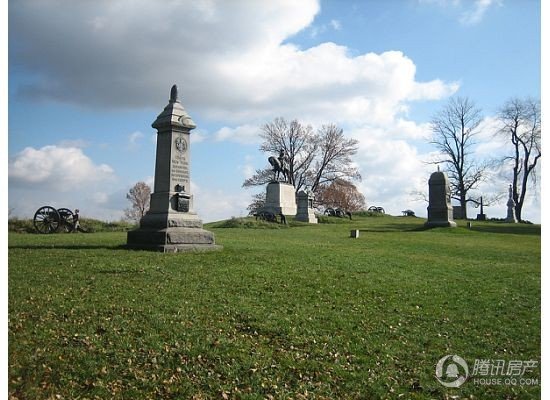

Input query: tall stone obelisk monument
[127,85,220,252]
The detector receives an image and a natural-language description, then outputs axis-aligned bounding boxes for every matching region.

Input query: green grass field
[8,215,540,399]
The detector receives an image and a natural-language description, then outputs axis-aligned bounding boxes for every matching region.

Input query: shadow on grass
[359,222,540,235]
[469,223,541,236]
[8,244,128,251]
[359,223,429,233]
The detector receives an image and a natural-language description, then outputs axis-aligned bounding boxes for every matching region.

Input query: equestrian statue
[268,149,290,183]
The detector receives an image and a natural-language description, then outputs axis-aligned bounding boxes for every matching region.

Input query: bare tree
[243,118,361,193]
[246,192,266,216]
[124,181,151,222]
[316,179,366,212]
[429,97,487,218]
[497,97,541,221]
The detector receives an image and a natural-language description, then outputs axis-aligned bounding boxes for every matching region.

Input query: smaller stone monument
[452,205,465,220]
[475,196,487,221]
[425,169,457,228]
[295,190,317,223]
[505,184,518,223]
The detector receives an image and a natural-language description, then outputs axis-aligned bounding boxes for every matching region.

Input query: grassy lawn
[8,215,540,399]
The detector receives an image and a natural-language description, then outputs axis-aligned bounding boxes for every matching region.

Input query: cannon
[33,206,76,234]
[324,207,351,219]
[255,210,278,223]
[368,206,385,214]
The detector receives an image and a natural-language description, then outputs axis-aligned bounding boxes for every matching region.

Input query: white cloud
[128,131,144,145]
[190,129,208,144]
[214,124,260,144]
[192,180,252,222]
[310,18,341,37]
[9,145,115,191]
[10,0,319,110]
[10,0,457,127]
[93,192,109,204]
[126,130,144,150]
[419,0,501,25]
[473,116,507,157]
[349,125,432,216]
[459,0,502,25]
[330,19,341,30]
[238,155,258,180]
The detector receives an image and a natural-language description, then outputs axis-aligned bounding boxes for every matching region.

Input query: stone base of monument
[476,213,486,221]
[126,211,221,252]
[263,181,297,216]
[424,205,457,228]
[424,220,457,228]
[295,213,318,223]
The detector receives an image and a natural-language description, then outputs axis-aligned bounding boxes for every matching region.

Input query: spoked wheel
[335,208,346,218]
[57,208,75,232]
[324,207,336,216]
[33,206,61,234]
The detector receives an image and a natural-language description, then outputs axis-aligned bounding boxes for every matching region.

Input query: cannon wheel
[368,206,378,212]
[33,206,61,234]
[324,207,336,216]
[335,208,346,218]
[377,207,385,214]
[57,208,75,232]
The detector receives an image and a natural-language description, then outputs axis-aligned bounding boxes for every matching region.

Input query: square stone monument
[126,85,221,252]
[263,182,297,216]
[424,170,457,228]
[295,190,317,223]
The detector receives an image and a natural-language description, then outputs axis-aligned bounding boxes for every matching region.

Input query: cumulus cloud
[9,145,115,191]
[192,180,252,222]
[214,125,261,144]
[349,126,432,215]
[10,0,457,126]
[9,0,318,110]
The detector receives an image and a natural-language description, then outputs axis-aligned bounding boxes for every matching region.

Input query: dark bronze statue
[268,149,290,182]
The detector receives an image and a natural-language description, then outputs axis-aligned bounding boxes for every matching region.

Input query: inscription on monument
[171,155,190,183]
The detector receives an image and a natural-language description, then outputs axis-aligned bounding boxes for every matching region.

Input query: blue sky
[6,0,542,222]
